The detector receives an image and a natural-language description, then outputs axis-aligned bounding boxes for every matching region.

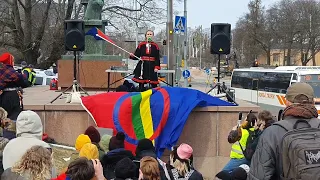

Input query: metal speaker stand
[50,51,89,104]
[206,54,238,105]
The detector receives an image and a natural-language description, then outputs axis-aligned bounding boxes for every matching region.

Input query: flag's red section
[118,96,137,152]
[118,97,136,140]
[96,28,115,44]
[81,92,136,153]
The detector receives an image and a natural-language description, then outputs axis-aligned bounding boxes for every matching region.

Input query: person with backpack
[222,112,256,173]
[248,82,320,180]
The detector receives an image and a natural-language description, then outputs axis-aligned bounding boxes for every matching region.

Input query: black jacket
[101,148,134,180]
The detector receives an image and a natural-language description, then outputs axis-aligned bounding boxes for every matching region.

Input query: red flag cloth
[86,27,115,44]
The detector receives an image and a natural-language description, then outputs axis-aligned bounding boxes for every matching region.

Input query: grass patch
[52,146,78,174]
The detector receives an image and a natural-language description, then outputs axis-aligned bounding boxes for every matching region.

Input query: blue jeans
[222,158,249,173]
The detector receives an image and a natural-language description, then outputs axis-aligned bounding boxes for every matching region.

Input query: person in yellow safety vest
[21,64,36,87]
[221,112,257,173]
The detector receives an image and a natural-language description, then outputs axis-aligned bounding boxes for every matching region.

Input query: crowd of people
[0,108,204,180]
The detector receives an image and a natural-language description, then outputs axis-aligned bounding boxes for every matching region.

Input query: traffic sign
[182,70,191,78]
[205,69,210,75]
[174,16,186,33]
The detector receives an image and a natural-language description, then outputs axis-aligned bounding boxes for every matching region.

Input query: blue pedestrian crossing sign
[182,70,191,78]
[174,16,186,33]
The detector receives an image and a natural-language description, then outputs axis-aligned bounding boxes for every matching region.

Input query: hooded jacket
[2,111,50,170]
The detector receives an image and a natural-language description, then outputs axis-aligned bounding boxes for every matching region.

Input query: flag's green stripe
[131,93,145,139]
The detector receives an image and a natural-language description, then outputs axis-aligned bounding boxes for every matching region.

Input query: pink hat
[177,143,193,160]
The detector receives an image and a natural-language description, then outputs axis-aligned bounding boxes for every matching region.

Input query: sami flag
[86,27,115,44]
[81,87,236,157]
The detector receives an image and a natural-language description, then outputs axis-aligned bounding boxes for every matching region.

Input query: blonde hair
[169,152,190,177]
[140,156,160,180]
[12,145,52,180]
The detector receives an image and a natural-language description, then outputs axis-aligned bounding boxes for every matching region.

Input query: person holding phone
[129,30,161,91]
[222,111,257,173]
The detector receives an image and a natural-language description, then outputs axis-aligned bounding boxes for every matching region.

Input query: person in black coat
[129,30,161,91]
[101,132,134,180]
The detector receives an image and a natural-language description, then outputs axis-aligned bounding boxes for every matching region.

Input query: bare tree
[0,0,53,65]
[233,0,320,66]
[295,0,320,65]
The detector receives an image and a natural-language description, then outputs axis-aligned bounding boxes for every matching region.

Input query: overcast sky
[174,0,279,29]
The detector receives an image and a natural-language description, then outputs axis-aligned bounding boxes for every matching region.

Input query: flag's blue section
[150,87,236,157]
[85,27,102,40]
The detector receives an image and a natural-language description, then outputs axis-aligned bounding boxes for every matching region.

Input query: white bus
[231,66,320,116]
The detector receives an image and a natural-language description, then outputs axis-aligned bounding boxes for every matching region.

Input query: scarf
[282,104,318,119]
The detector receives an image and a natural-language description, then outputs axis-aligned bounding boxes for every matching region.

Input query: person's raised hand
[92,159,105,180]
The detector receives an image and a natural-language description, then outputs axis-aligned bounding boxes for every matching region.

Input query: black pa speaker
[211,23,231,55]
[64,19,85,51]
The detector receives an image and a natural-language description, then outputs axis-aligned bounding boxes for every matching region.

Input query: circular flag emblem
[112,88,170,145]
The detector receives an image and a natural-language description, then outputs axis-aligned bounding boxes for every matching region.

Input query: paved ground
[22,86,105,105]
[22,75,232,106]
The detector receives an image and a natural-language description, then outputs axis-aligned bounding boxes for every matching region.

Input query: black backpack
[238,129,256,161]
[273,118,320,179]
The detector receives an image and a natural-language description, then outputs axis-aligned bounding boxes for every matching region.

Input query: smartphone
[238,112,242,127]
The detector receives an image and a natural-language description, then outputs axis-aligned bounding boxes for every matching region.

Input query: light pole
[135,0,138,47]
[167,0,174,86]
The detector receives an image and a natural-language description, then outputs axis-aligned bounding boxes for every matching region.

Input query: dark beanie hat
[115,157,136,179]
[135,138,155,156]
[84,126,101,143]
[231,167,247,180]
[109,132,125,151]
[215,170,231,180]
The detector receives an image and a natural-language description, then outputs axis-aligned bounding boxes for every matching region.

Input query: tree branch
[11,0,24,40]
[0,40,19,49]
[65,0,75,19]
[102,0,153,12]
[75,4,83,19]
[32,0,43,7]
[17,0,26,9]
[103,5,141,12]
[34,0,52,45]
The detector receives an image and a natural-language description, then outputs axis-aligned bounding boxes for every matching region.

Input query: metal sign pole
[183,0,188,87]
[176,31,180,86]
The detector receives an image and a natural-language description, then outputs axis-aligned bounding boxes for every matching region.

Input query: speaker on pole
[64,19,85,51]
[210,23,231,55]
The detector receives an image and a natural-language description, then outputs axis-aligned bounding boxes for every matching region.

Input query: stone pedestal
[84,20,107,55]
[58,55,123,90]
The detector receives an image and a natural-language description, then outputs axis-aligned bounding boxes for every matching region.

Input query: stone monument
[58,1,123,90]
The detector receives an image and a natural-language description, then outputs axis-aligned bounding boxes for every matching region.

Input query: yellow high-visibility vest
[22,68,36,85]
[230,128,254,159]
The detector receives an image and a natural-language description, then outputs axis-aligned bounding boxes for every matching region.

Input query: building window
[273,53,280,62]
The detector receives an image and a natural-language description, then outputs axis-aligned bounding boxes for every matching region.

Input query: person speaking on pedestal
[129,30,161,91]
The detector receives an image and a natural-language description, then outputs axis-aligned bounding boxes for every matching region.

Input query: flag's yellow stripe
[140,89,154,139]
